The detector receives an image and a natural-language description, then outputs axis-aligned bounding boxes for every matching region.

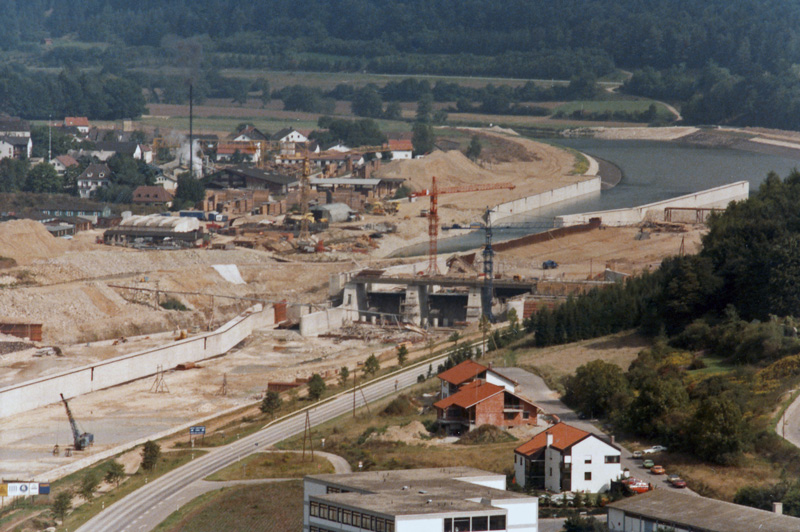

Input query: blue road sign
[189,426,206,435]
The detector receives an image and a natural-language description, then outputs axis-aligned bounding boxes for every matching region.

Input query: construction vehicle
[60,393,93,451]
[411,176,515,275]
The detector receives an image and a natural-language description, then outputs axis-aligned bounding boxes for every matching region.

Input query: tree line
[0,66,145,120]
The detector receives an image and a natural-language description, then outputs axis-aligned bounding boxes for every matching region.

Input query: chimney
[610,435,615,444]
[774,502,783,515]
[546,432,553,447]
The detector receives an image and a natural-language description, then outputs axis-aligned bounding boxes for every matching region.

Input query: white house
[63,117,90,134]
[76,163,112,199]
[0,137,32,160]
[273,128,308,143]
[51,154,79,174]
[438,360,518,398]
[304,467,538,532]
[388,139,413,159]
[514,422,621,493]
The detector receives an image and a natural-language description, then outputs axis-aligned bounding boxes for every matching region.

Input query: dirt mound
[0,220,68,265]
[377,150,496,191]
[370,421,430,444]
[380,394,420,417]
[456,425,517,445]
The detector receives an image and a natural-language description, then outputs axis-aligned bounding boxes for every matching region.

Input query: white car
[643,445,668,454]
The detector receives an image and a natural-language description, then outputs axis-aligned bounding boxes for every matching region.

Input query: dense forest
[3,0,800,128]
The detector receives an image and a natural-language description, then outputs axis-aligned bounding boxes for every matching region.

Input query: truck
[179,211,206,220]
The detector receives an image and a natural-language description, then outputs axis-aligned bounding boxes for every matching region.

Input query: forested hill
[3,0,800,78]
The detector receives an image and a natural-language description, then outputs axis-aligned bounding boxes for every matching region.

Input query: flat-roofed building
[607,489,800,532]
[304,467,538,532]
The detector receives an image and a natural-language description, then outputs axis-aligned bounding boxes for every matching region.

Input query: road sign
[189,426,206,435]
[0,484,7,497]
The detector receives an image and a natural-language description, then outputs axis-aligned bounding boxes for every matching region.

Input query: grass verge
[153,481,302,532]
[204,452,333,481]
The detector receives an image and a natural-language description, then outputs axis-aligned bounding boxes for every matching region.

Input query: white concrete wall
[569,437,621,493]
[492,498,538,532]
[456,473,507,491]
[514,453,526,487]
[486,371,516,394]
[556,181,749,227]
[489,177,602,224]
[0,305,273,419]
[544,447,561,492]
[395,516,442,532]
[299,307,359,336]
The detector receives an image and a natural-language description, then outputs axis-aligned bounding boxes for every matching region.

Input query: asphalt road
[780,390,800,449]
[77,351,455,532]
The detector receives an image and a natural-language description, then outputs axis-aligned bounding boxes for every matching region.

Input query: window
[504,412,515,420]
[584,455,592,464]
[352,513,362,528]
[489,515,506,530]
[444,518,453,532]
[605,455,621,464]
[342,509,351,525]
[584,472,592,481]
[523,411,530,419]
[454,517,471,532]
[326,486,341,494]
[472,516,489,531]
[310,502,319,517]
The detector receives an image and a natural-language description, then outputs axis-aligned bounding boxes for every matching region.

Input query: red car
[670,477,687,488]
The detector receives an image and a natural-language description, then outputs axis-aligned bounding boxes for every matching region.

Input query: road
[779,390,800,449]
[77,350,455,532]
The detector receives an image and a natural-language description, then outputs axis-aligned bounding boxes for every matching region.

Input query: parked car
[632,450,643,459]
[642,459,655,469]
[643,445,668,454]
[650,465,666,475]
[670,478,687,488]
[667,474,680,483]
[542,260,558,270]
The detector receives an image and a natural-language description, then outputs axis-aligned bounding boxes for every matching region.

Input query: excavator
[60,393,94,451]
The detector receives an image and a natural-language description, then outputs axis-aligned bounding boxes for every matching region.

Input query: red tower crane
[412,176,515,275]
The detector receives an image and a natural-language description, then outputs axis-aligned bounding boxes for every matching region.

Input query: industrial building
[607,489,800,532]
[103,214,203,247]
[304,467,538,532]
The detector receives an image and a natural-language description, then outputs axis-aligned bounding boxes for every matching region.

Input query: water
[393,138,800,257]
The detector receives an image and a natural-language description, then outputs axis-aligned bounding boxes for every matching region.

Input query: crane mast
[60,393,93,451]
[412,176,515,275]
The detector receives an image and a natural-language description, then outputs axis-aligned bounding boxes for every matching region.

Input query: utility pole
[48,115,52,162]
[189,83,193,178]
[302,410,314,461]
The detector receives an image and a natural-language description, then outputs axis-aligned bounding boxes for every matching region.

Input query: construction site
[0,126,729,487]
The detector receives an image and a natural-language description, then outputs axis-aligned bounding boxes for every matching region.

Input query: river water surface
[393,138,800,257]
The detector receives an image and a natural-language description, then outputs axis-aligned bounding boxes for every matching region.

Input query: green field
[154,481,303,532]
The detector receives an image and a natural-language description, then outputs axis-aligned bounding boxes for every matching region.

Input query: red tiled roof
[64,117,90,127]
[515,422,591,456]
[55,155,79,167]
[437,360,488,386]
[388,139,413,151]
[132,186,174,203]
[434,381,504,410]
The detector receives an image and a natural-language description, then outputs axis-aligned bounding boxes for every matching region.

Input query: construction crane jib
[411,176,515,275]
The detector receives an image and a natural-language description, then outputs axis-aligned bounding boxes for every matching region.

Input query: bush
[160,297,187,311]
[380,395,418,417]
[141,440,161,471]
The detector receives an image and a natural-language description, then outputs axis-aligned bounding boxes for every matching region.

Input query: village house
[304,467,538,532]
[0,137,32,161]
[215,141,261,163]
[132,186,174,207]
[231,125,270,142]
[76,163,112,199]
[514,422,621,493]
[388,139,413,160]
[63,117,90,134]
[273,127,308,144]
[433,360,540,435]
[50,154,79,174]
[39,202,112,225]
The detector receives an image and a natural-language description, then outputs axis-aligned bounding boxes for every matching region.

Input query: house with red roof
[388,139,413,160]
[434,361,540,435]
[437,359,517,398]
[514,422,621,493]
[63,117,90,134]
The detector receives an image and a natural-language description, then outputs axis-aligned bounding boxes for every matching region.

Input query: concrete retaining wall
[0,305,274,419]
[300,307,360,336]
[555,181,749,227]
[490,177,602,224]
